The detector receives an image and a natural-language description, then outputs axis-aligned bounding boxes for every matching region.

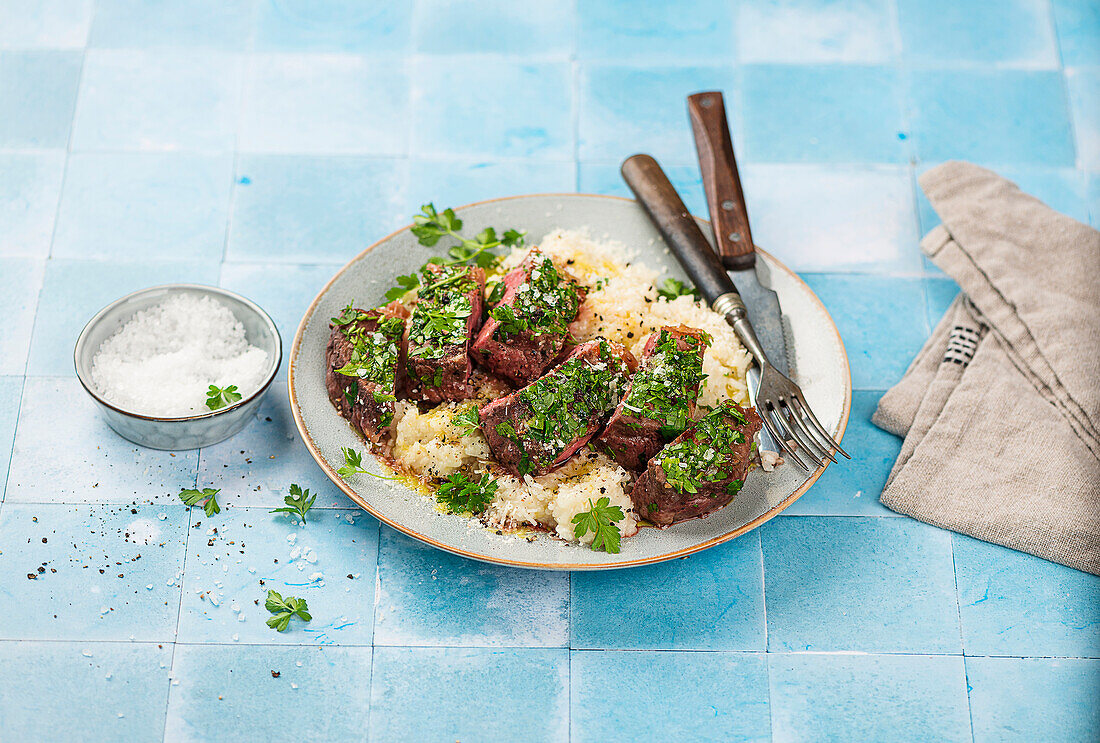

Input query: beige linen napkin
[873,161,1100,575]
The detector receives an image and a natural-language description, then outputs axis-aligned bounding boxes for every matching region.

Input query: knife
[686,91,791,379]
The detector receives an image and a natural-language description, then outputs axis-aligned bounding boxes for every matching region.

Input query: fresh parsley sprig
[436,472,498,515]
[657,278,700,302]
[206,384,242,410]
[572,497,625,553]
[336,447,398,481]
[451,407,481,436]
[179,487,221,517]
[264,590,312,632]
[270,483,316,524]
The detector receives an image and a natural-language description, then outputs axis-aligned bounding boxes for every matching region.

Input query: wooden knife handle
[687,91,755,271]
[621,154,738,307]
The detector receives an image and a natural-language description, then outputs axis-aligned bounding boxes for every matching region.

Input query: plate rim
[288,192,852,570]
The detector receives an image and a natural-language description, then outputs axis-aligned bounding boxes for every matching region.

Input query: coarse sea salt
[90,294,269,417]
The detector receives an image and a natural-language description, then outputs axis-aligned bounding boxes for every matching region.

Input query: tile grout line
[949,534,977,743]
[0,375,29,510]
[159,503,193,743]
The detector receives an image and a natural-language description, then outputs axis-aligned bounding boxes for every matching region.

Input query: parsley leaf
[436,473,498,515]
[336,447,369,478]
[571,496,625,553]
[179,487,221,517]
[383,273,422,302]
[270,483,316,524]
[656,278,700,302]
[331,303,370,326]
[451,407,481,436]
[206,384,242,410]
[264,590,312,632]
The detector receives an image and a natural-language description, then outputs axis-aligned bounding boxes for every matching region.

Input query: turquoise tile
[571,532,765,650]
[177,507,378,645]
[571,650,770,743]
[228,155,407,264]
[255,0,411,53]
[924,276,960,328]
[0,502,189,641]
[898,0,1058,67]
[0,377,24,498]
[7,377,199,503]
[579,63,737,165]
[0,0,93,48]
[917,165,1090,234]
[578,161,706,217]
[741,65,907,164]
[908,70,1076,167]
[414,0,573,56]
[53,153,233,261]
[89,0,253,50]
[0,50,82,148]
[165,644,373,742]
[738,0,896,63]
[0,641,171,742]
[0,151,65,257]
[953,534,1100,657]
[72,51,240,152]
[769,653,971,743]
[1067,68,1100,171]
[370,647,568,742]
[967,657,1100,743]
[784,390,901,516]
[1053,0,1100,66]
[197,392,356,509]
[0,258,44,376]
[240,54,408,155]
[409,158,576,213]
[374,528,569,647]
[740,164,922,273]
[801,274,929,389]
[411,58,572,159]
[218,262,343,351]
[761,516,961,652]
[26,257,219,376]
[577,0,736,61]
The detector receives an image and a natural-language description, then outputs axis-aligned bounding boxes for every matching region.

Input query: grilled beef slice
[404,263,485,403]
[631,401,762,526]
[597,325,709,470]
[471,248,585,386]
[325,302,407,443]
[479,338,636,477]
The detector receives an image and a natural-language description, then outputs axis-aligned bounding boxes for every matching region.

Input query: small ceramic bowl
[74,284,282,450]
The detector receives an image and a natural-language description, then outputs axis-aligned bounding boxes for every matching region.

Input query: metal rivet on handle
[728,232,742,243]
[700,96,713,107]
[721,200,735,210]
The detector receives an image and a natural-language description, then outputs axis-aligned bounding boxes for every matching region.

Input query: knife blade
[687,91,791,379]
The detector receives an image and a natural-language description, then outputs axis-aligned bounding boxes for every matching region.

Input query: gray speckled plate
[289,194,851,570]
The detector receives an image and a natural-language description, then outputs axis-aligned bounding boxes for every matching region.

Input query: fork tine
[779,399,836,465]
[759,403,812,470]
[775,402,829,469]
[791,393,851,459]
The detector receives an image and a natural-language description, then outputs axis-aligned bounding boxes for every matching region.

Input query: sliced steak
[471,248,586,386]
[479,338,636,477]
[404,263,485,403]
[597,325,709,470]
[325,302,407,444]
[631,401,762,526]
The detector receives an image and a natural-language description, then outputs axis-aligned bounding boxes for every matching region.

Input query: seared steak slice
[631,401,762,526]
[597,325,709,470]
[325,302,406,443]
[471,248,585,386]
[479,338,635,477]
[405,263,485,403]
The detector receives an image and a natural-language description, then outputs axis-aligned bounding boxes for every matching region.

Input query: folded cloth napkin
[873,161,1100,575]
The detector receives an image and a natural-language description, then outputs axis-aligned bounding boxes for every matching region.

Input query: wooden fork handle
[688,91,755,271]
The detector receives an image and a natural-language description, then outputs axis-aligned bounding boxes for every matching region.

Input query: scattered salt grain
[90,294,269,417]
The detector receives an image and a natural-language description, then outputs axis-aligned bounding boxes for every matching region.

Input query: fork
[621,153,849,470]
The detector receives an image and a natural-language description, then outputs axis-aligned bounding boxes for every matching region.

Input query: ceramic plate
[289,194,851,569]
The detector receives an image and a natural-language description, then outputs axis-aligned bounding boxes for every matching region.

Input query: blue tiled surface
[1,1,1097,739]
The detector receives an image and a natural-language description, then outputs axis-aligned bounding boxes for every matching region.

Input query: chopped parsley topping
[335,317,403,389]
[657,277,701,302]
[407,265,476,362]
[620,329,709,439]
[270,483,316,524]
[495,340,631,475]
[489,253,581,341]
[205,384,241,410]
[265,590,311,632]
[436,472,498,515]
[451,406,481,435]
[572,496,625,553]
[178,487,221,517]
[332,303,371,328]
[659,401,750,495]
